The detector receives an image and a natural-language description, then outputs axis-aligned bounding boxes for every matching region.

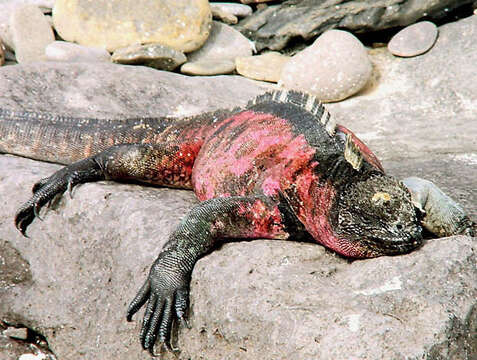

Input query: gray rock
[236,0,473,51]
[211,3,253,18]
[181,20,254,75]
[180,59,236,75]
[211,6,238,25]
[0,38,4,66]
[388,21,439,57]
[240,0,276,4]
[9,4,54,63]
[3,0,54,11]
[280,30,372,102]
[4,326,28,340]
[0,0,54,51]
[0,1,53,51]
[111,43,186,71]
[236,51,290,82]
[0,16,476,360]
[185,21,253,66]
[0,62,268,118]
[0,333,33,360]
[325,15,477,166]
[0,156,474,360]
[45,41,111,63]
[403,177,474,237]
[53,0,212,52]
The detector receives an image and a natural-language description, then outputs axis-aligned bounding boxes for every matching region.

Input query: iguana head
[331,174,423,257]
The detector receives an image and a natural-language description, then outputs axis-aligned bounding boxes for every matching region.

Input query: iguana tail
[0,108,235,164]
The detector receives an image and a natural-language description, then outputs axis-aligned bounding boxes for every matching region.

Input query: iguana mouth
[364,228,423,256]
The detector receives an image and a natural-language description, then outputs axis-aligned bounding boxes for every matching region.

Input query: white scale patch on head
[344,133,363,171]
[372,191,391,203]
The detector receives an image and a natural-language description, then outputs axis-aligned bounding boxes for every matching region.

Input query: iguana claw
[14,157,104,236]
[127,251,190,355]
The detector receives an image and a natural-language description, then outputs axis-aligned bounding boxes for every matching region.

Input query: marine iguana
[0,90,473,354]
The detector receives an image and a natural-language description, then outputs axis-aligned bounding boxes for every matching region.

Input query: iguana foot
[127,250,191,355]
[15,158,103,235]
[402,177,475,237]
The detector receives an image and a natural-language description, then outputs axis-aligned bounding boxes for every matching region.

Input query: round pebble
[280,29,372,102]
[112,43,186,71]
[211,7,238,25]
[388,21,438,57]
[211,3,252,18]
[236,52,290,83]
[53,0,212,52]
[180,59,235,76]
[186,21,253,63]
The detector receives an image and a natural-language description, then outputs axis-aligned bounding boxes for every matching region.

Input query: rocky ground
[0,1,476,360]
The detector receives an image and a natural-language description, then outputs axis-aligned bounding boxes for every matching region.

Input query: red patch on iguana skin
[154,142,202,188]
[236,199,288,239]
[192,111,316,200]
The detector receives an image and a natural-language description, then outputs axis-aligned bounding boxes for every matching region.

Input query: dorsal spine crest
[248,90,335,136]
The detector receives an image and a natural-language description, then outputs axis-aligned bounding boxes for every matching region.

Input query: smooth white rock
[388,21,438,57]
[280,29,372,102]
[45,41,111,63]
[186,21,253,63]
[9,4,54,63]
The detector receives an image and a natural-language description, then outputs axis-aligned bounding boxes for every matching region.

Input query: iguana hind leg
[126,194,293,354]
[15,142,200,235]
[402,177,475,237]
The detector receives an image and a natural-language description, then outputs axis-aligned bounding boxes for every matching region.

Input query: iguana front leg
[126,195,291,354]
[15,142,199,234]
[402,177,475,237]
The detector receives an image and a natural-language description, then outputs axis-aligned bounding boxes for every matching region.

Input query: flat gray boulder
[0,62,268,118]
[0,156,475,360]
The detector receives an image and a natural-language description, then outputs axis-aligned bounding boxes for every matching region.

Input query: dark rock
[388,21,439,57]
[235,0,473,51]
[0,239,31,288]
[111,43,187,71]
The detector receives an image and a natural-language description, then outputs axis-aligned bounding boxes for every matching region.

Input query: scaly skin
[0,90,473,354]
